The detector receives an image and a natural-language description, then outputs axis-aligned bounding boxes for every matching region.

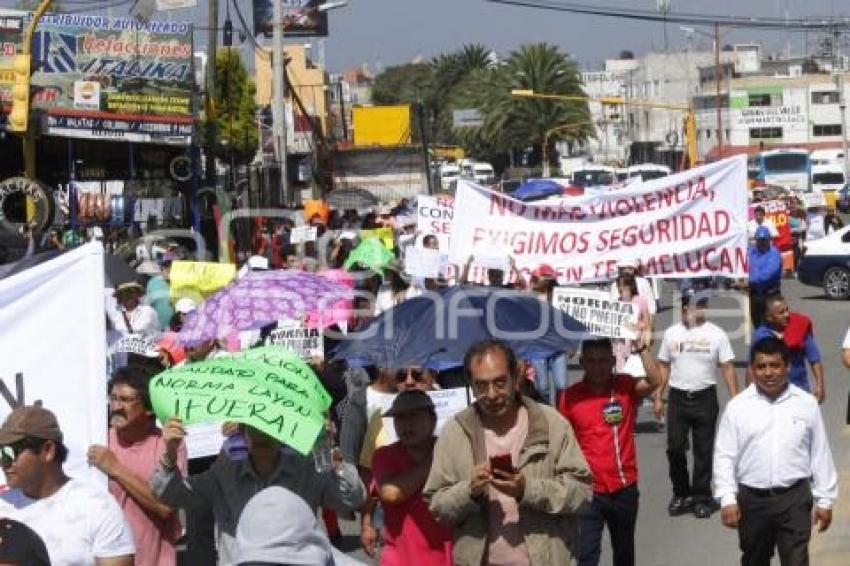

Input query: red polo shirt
[558,375,640,494]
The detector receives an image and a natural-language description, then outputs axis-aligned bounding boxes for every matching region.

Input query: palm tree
[479,43,592,170]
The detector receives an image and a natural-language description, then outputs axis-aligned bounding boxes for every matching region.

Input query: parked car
[837,183,850,214]
[796,225,850,299]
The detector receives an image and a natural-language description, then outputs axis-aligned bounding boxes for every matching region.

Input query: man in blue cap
[748,225,782,328]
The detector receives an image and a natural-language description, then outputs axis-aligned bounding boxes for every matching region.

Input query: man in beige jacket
[424,340,593,565]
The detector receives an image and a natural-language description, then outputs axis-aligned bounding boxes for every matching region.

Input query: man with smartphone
[424,340,593,566]
[558,338,662,566]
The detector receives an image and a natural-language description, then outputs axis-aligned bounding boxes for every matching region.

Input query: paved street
[340,278,850,565]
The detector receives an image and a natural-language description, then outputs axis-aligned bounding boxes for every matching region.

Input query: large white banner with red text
[449,156,749,283]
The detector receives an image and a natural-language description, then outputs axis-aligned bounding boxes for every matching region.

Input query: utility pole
[714,22,723,159]
[204,0,218,188]
[272,0,289,205]
[415,101,434,195]
[833,28,850,183]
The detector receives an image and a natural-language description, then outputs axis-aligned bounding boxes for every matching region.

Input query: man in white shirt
[0,405,135,566]
[713,336,837,566]
[106,281,160,337]
[747,206,779,243]
[654,295,738,519]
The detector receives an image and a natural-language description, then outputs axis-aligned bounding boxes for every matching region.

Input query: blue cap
[754,225,772,240]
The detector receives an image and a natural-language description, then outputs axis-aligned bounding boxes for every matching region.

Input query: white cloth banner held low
[0,243,108,488]
[449,156,749,283]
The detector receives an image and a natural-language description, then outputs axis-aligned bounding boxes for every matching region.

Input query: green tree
[205,47,258,165]
[451,43,592,170]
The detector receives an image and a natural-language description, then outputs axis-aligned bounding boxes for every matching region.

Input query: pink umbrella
[180,270,354,344]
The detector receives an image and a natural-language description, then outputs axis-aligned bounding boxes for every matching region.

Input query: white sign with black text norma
[552,288,637,340]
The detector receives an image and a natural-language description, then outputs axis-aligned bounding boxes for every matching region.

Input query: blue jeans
[576,485,639,566]
[530,353,568,404]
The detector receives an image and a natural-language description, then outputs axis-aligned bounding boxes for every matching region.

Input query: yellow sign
[352,105,411,147]
[0,68,14,85]
[359,227,395,250]
[170,261,236,302]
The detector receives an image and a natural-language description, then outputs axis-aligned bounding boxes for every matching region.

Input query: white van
[472,162,495,184]
[811,164,845,194]
[439,163,460,189]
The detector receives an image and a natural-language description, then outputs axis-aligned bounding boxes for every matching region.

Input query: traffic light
[8,54,31,133]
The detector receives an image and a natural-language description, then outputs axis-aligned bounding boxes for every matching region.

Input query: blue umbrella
[511,179,564,201]
[333,286,586,370]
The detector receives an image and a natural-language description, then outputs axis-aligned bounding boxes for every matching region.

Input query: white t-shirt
[843,328,850,349]
[658,322,735,391]
[747,218,779,240]
[0,479,135,566]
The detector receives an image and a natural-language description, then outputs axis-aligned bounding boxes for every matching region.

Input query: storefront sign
[23,14,194,143]
[45,113,193,144]
[735,105,805,127]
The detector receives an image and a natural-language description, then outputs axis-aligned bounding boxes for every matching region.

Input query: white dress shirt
[106,303,161,337]
[713,383,837,509]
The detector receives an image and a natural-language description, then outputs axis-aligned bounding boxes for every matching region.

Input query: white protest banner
[267,320,323,359]
[0,243,107,488]
[552,288,637,340]
[404,247,448,278]
[473,253,510,273]
[449,156,748,283]
[290,225,318,244]
[417,195,454,252]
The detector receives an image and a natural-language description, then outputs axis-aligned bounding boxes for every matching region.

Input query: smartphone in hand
[489,453,515,474]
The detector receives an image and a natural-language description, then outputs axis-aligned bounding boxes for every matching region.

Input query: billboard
[0,10,24,108]
[253,0,329,38]
[352,105,411,147]
[24,13,194,144]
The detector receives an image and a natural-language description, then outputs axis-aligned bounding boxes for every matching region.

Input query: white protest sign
[184,422,226,459]
[0,243,108,488]
[110,334,160,357]
[552,288,638,340]
[266,320,323,359]
[404,247,448,279]
[429,387,470,434]
[290,225,318,244]
[417,195,454,252]
[449,156,748,283]
[473,253,510,273]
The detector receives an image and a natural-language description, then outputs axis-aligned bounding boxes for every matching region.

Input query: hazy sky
[1,0,845,72]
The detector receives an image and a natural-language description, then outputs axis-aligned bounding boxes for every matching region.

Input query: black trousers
[750,289,779,329]
[576,485,639,566]
[738,480,813,566]
[666,386,718,501]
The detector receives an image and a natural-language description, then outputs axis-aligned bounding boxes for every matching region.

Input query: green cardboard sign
[344,237,395,274]
[149,347,331,455]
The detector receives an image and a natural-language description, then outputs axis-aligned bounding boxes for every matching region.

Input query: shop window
[749,127,783,139]
[813,124,842,136]
[811,91,839,104]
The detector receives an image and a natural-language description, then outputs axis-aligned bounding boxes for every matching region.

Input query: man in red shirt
[371,390,453,566]
[558,338,661,566]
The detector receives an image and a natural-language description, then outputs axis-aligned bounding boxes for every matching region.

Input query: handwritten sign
[404,247,448,279]
[360,227,395,250]
[149,347,331,455]
[290,226,318,244]
[417,195,454,252]
[266,320,323,359]
[429,387,470,434]
[552,288,637,340]
[109,334,160,357]
[170,261,236,302]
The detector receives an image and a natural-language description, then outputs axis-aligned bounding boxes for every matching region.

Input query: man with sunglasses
[0,405,135,566]
[87,367,187,566]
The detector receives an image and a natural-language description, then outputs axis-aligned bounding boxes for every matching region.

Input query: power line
[484,0,850,31]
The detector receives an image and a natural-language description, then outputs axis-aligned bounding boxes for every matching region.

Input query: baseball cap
[0,518,50,566]
[0,405,63,445]
[754,225,772,240]
[175,297,197,314]
[383,390,436,417]
[618,258,638,268]
[532,264,557,278]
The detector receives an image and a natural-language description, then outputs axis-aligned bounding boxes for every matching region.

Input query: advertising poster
[253,0,329,37]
